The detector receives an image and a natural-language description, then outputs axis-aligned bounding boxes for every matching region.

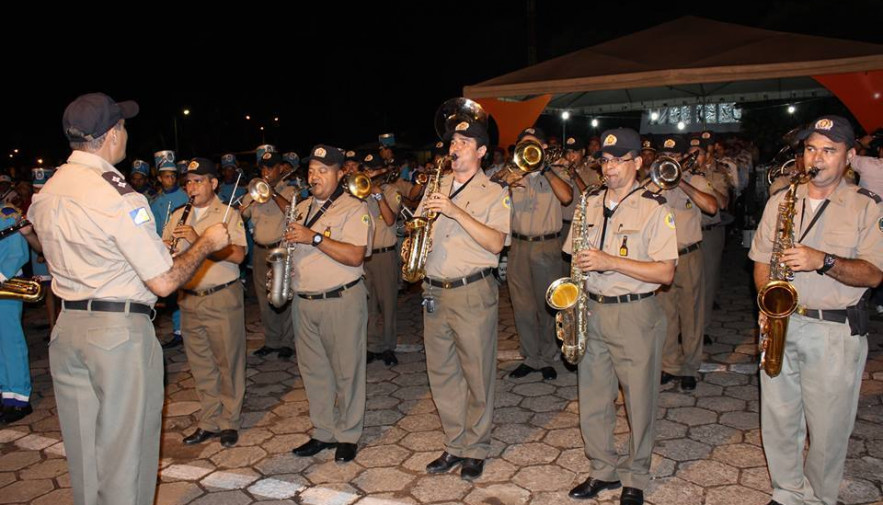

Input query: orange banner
[475,95,553,149]
[814,70,883,133]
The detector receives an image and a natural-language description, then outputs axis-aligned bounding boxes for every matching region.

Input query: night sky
[3,0,881,170]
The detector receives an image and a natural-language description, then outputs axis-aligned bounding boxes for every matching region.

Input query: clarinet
[169,196,195,254]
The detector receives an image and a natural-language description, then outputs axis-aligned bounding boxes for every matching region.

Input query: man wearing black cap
[242,151,297,358]
[419,118,510,480]
[29,93,231,505]
[285,144,373,463]
[507,127,573,381]
[750,115,883,505]
[566,128,677,505]
[654,135,718,392]
[561,136,603,240]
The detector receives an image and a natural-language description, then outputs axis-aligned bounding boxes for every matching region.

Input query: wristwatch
[371,193,383,201]
[816,253,836,275]
[311,233,324,247]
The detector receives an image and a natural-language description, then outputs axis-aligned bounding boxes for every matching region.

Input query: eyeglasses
[598,156,635,166]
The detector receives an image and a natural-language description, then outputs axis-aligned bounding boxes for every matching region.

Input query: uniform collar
[796,177,851,207]
[68,150,121,177]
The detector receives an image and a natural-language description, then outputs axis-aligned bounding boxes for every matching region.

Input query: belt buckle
[442,281,453,289]
[796,306,806,316]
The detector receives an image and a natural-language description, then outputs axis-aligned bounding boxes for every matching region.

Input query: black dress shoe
[703,334,713,345]
[219,429,239,448]
[508,363,537,378]
[660,371,678,385]
[460,458,485,480]
[366,351,377,364]
[381,350,398,366]
[0,404,33,424]
[541,366,557,380]
[681,376,697,391]
[568,477,622,499]
[335,443,357,462]
[161,334,183,349]
[253,346,279,357]
[292,438,336,457]
[620,486,644,505]
[278,347,294,359]
[183,428,219,445]
[766,501,784,505]
[563,360,578,373]
[426,451,464,473]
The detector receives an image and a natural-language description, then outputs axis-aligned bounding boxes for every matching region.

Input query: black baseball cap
[640,137,656,152]
[185,157,218,178]
[658,135,687,154]
[304,144,346,167]
[63,92,139,142]
[797,115,855,146]
[564,136,586,151]
[362,153,384,169]
[258,151,283,167]
[443,120,489,148]
[594,128,642,158]
[517,127,547,144]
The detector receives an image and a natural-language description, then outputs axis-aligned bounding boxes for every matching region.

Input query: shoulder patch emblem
[102,172,135,195]
[503,195,511,209]
[686,200,693,209]
[361,214,371,226]
[129,207,151,226]
[0,205,20,218]
[395,193,402,203]
[665,212,676,229]
[857,187,881,203]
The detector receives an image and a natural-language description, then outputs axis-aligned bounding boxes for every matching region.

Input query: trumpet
[343,172,374,200]
[490,139,561,186]
[238,172,296,212]
[641,153,687,192]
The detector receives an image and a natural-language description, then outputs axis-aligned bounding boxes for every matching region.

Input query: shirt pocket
[612,228,641,258]
[86,326,132,352]
[822,229,857,257]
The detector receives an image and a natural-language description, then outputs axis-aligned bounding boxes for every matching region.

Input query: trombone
[490,139,560,185]
[640,153,688,192]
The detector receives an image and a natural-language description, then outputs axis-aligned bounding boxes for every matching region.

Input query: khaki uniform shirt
[29,151,173,305]
[510,171,563,236]
[564,185,679,297]
[749,179,883,309]
[700,164,730,226]
[241,180,297,245]
[367,184,402,249]
[561,162,603,221]
[649,172,708,248]
[418,170,511,279]
[164,196,247,290]
[290,192,373,293]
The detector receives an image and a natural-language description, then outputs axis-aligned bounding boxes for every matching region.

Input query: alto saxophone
[545,188,592,364]
[401,154,454,282]
[757,167,818,377]
[267,193,298,308]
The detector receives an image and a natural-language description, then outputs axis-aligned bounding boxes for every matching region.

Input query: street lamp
[561,111,570,141]
[787,105,796,114]
[590,118,599,128]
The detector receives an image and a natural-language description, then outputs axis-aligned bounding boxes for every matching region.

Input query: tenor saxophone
[757,167,818,377]
[267,193,298,308]
[545,189,591,364]
[401,154,453,282]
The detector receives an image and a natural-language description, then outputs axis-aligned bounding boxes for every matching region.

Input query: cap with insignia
[593,128,642,158]
[176,160,189,175]
[641,137,656,152]
[259,151,283,168]
[154,150,176,172]
[304,144,346,167]
[443,120,489,148]
[797,115,855,146]
[220,153,238,168]
[658,135,687,154]
[131,159,150,176]
[517,126,547,144]
[282,152,299,166]
[363,153,383,169]
[378,133,396,148]
[564,136,586,151]
[32,167,55,188]
[256,144,276,163]
[185,157,219,178]
[344,150,360,163]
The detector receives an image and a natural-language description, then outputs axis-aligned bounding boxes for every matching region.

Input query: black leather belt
[254,242,279,249]
[701,223,720,231]
[298,278,362,300]
[587,292,655,304]
[426,268,493,289]
[62,299,153,315]
[563,219,573,224]
[183,279,238,297]
[373,245,396,254]
[796,307,848,323]
[678,242,702,255]
[512,231,561,242]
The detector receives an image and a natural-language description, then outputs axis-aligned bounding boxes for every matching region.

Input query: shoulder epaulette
[857,187,882,203]
[641,190,667,205]
[587,185,604,197]
[101,172,135,196]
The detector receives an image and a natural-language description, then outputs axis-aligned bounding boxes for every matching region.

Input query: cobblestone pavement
[4,237,883,505]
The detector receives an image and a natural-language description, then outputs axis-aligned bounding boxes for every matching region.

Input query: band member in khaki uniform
[362,153,403,366]
[690,134,731,342]
[566,128,677,505]
[508,127,573,380]
[241,151,297,358]
[421,119,510,481]
[286,145,373,463]
[560,136,603,241]
[164,158,247,448]
[654,135,718,391]
[750,116,883,505]
[29,93,230,505]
